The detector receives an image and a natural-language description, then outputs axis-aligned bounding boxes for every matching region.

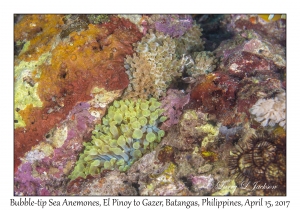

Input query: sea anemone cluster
[69,98,166,180]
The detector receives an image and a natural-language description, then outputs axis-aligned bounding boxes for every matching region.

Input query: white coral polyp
[249,92,286,129]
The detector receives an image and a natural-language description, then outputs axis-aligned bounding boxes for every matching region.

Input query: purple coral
[160,89,190,129]
[153,15,193,38]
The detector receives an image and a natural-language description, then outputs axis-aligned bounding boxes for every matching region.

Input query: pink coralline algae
[189,174,214,191]
[70,102,95,132]
[215,29,285,80]
[160,89,190,130]
[151,15,193,38]
[14,101,97,195]
[14,163,49,196]
[228,14,286,46]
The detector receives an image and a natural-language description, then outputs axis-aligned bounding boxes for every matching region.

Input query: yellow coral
[14,52,51,128]
[181,110,199,121]
[14,15,64,63]
[196,123,219,147]
[200,149,218,161]
[200,124,219,135]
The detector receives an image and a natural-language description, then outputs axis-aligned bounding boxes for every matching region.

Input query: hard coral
[250,92,286,129]
[228,133,286,195]
[14,15,143,172]
[69,98,166,180]
[235,76,285,118]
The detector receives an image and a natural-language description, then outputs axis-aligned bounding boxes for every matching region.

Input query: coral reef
[14,15,143,172]
[214,27,286,79]
[118,15,145,34]
[59,15,90,39]
[219,125,243,141]
[123,21,205,99]
[14,163,47,196]
[189,174,214,192]
[14,95,105,195]
[235,77,285,118]
[228,15,286,46]
[14,88,123,195]
[14,14,286,196]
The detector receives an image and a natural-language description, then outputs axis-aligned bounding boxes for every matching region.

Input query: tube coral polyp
[69,98,166,180]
